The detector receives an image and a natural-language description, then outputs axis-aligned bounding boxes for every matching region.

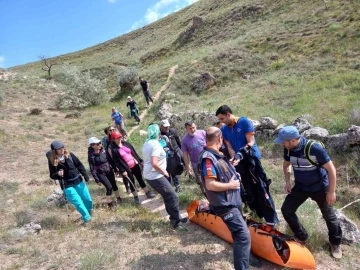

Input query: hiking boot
[82,220,91,227]
[116,197,123,203]
[249,252,262,268]
[145,190,156,199]
[172,220,189,231]
[330,243,342,259]
[134,196,141,205]
[179,217,188,224]
[175,186,182,193]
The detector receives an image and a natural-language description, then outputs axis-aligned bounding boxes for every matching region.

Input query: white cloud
[0,56,5,67]
[128,0,199,32]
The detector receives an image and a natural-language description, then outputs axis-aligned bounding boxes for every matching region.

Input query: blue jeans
[213,206,250,270]
[64,181,93,222]
[146,176,181,223]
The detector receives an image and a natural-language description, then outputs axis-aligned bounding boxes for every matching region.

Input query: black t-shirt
[127,100,137,110]
[140,80,148,91]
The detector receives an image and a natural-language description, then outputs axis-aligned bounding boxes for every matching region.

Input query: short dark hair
[184,120,195,128]
[215,105,232,116]
[104,126,111,135]
[206,128,221,143]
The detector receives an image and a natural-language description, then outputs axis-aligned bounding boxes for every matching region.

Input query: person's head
[112,107,116,113]
[111,131,123,145]
[127,96,132,102]
[139,77,143,81]
[89,137,102,150]
[274,126,301,150]
[184,120,197,136]
[215,105,234,126]
[50,140,69,165]
[160,119,170,133]
[104,125,112,135]
[214,120,225,129]
[147,123,160,140]
[205,127,223,150]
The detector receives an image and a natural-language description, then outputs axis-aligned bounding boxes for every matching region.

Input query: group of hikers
[46,98,343,269]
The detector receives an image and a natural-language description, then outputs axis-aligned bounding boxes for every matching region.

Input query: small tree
[39,55,57,78]
[56,64,109,109]
[118,66,138,92]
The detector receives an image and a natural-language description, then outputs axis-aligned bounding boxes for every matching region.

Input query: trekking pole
[124,175,139,192]
[59,170,70,219]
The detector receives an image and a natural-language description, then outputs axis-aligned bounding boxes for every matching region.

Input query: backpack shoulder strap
[304,140,325,166]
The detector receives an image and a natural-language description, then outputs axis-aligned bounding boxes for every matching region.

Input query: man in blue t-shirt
[274,126,342,259]
[111,107,127,138]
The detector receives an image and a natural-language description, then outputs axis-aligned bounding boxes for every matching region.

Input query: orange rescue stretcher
[187,200,316,269]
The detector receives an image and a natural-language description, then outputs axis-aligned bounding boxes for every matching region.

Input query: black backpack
[165,134,184,176]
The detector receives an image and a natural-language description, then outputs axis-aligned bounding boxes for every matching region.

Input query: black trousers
[281,185,342,245]
[97,170,119,196]
[143,90,153,105]
[127,164,147,192]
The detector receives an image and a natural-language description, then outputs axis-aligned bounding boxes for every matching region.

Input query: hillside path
[127,65,178,137]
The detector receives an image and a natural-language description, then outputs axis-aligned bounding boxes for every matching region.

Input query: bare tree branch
[38,55,57,78]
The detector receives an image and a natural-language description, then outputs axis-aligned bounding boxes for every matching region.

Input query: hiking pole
[59,170,70,220]
[124,175,139,193]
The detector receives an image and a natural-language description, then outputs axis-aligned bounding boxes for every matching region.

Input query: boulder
[335,210,360,244]
[292,117,312,133]
[9,222,42,239]
[47,189,67,207]
[302,127,329,141]
[192,16,204,29]
[256,128,274,138]
[348,125,360,145]
[193,72,216,93]
[259,117,278,129]
[325,133,349,151]
[273,124,286,136]
[157,103,173,120]
[29,108,42,115]
[250,119,261,130]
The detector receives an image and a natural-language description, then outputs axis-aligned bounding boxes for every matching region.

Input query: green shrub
[55,64,109,109]
[115,66,138,97]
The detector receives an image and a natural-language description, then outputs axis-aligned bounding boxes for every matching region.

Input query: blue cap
[51,141,65,150]
[274,126,300,144]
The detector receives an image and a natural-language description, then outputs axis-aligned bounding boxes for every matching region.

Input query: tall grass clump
[56,64,109,109]
[78,250,116,270]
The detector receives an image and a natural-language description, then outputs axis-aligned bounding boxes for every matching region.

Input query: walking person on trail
[160,119,183,193]
[139,77,153,107]
[198,127,251,270]
[47,141,93,225]
[181,120,207,196]
[108,131,156,205]
[274,126,343,259]
[216,105,279,226]
[142,124,188,230]
[126,96,140,124]
[111,107,127,139]
[87,137,122,209]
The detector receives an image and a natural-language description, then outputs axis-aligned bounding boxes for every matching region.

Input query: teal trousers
[64,181,93,222]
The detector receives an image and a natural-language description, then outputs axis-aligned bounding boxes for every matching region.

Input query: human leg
[146,177,181,225]
[74,181,93,214]
[281,185,309,241]
[106,171,122,202]
[97,173,114,206]
[131,165,155,198]
[193,167,207,197]
[64,185,91,222]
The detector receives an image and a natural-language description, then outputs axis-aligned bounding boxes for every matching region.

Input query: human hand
[186,168,193,176]
[230,158,240,166]
[326,191,336,205]
[228,175,240,190]
[164,171,169,178]
[284,182,291,194]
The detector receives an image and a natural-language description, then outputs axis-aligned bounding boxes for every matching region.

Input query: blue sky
[0,0,198,68]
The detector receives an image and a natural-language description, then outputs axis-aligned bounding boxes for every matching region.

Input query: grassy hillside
[1,0,360,269]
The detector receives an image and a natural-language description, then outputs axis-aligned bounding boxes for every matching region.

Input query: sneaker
[145,105,149,108]
[175,186,183,193]
[82,220,91,227]
[172,221,189,231]
[145,190,156,198]
[116,197,123,203]
[330,243,342,259]
[180,217,188,224]
[134,196,141,205]
[249,252,262,268]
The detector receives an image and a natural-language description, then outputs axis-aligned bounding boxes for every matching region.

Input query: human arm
[48,160,62,180]
[71,153,89,182]
[88,155,100,183]
[283,160,292,194]
[322,160,337,205]
[245,133,255,147]
[205,175,240,192]
[151,156,169,178]
[182,151,193,175]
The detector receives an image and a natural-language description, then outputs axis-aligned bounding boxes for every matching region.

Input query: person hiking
[198,127,251,270]
[101,126,113,150]
[142,123,188,229]
[139,77,154,107]
[160,119,183,192]
[111,107,127,139]
[108,131,156,204]
[88,137,122,209]
[47,141,93,225]
[274,126,343,259]
[181,120,207,196]
[216,105,279,226]
[126,96,140,124]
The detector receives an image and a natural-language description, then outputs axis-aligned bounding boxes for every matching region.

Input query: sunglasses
[109,129,116,131]
[91,143,102,146]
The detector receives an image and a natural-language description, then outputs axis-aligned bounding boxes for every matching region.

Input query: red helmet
[111,131,122,139]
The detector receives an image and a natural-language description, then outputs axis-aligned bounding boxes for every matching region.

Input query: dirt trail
[127,65,178,137]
